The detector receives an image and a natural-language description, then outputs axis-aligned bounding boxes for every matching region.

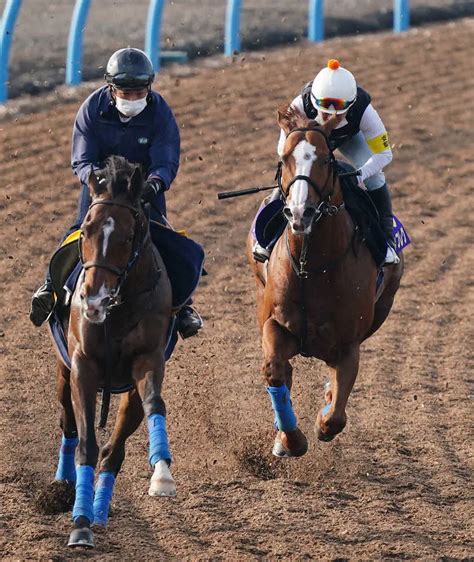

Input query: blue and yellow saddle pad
[48,223,205,374]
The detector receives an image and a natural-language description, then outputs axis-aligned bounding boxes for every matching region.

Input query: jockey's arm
[358,104,393,182]
[146,98,180,190]
[71,98,101,185]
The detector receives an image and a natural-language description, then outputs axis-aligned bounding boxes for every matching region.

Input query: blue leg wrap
[322,403,331,417]
[93,471,116,526]
[267,385,297,432]
[72,465,95,524]
[147,413,172,467]
[55,435,78,482]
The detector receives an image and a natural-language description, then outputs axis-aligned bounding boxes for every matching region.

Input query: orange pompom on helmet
[311,59,357,114]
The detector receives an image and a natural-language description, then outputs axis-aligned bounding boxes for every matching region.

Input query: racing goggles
[314,97,355,112]
[108,73,152,90]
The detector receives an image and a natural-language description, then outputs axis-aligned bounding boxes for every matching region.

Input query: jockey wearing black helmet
[29,48,203,339]
[105,47,155,91]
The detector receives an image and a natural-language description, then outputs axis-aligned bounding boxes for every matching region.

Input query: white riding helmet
[311,59,357,114]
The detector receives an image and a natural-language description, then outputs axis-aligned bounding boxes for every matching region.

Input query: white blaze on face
[85,282,110,323]
[102,217,115,257]
[87,282,109,307]
[287,140,317,220]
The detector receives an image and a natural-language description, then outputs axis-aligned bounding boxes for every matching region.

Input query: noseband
[79,199,147,306]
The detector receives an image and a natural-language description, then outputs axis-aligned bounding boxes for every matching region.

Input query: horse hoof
[148,478,177,497]
[272,429,308,458]
[315,408,345,442]
[316,428,336,442]
[67,527,95,548]
[148,460,176,497]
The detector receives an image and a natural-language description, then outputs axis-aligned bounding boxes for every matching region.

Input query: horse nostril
[303,207,316,218]
[101,296,110,307]
[283,207,292,218]
[80,293,85,301]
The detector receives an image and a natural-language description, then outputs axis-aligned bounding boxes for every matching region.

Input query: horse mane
[98,156,142,198]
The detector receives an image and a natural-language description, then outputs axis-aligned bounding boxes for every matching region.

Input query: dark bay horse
[53,157,175,547]
[247,106,404,457]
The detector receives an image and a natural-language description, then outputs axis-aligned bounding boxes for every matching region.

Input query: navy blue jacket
[71,86,180,197]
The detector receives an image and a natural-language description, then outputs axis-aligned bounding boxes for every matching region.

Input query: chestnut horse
[54,157,175,548]
[247,106,404,457]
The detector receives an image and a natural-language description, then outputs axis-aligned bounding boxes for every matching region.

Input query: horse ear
[277,104,297,134]
[128,165,144,202]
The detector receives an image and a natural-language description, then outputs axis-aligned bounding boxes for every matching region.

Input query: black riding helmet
[105,48,154,90]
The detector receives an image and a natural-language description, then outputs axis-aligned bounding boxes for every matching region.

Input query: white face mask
[115,96,147,117]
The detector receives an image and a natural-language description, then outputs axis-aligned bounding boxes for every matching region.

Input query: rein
[282,126,351,356]
[79,198,150,429]
[280,126,346,278]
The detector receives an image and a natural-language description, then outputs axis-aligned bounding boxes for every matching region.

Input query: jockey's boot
[252,187,281,263]
[368,184,400,266]
[252,242,271,263]
[30,280,55,327]
[177,305,203,339]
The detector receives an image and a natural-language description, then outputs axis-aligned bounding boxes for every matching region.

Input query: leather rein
[79,198,152,429]
[279,126,351,279]
[280,127,357,356]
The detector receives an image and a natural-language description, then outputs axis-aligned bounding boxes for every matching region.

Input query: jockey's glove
[142,177,166,203]
[356,170,367,190]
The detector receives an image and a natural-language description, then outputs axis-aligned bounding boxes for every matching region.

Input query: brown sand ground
[0,18,473,560]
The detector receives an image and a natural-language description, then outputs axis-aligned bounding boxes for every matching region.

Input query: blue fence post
[394,0,410,32]
[66,0,92,86]
[0,0,23,103]
[225,0,242,56]
[308,0,324,42]
[145,0,165,72]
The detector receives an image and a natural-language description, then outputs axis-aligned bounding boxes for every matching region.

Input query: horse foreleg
[67,355,100,548]
[316,345,360,442]
[262,318,307,458]
[93,389,144,526]
[133,353,176,498]
[55,361,78,483]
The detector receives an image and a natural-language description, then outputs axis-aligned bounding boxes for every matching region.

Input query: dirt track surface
[1,18,473,560]
[2,0,474,99]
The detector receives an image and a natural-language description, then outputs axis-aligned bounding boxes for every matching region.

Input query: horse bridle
[79,199,148,307]
[278,126,344,223]
[280,126,347,279]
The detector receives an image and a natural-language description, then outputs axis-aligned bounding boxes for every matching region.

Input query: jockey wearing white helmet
[254,59,399,266]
